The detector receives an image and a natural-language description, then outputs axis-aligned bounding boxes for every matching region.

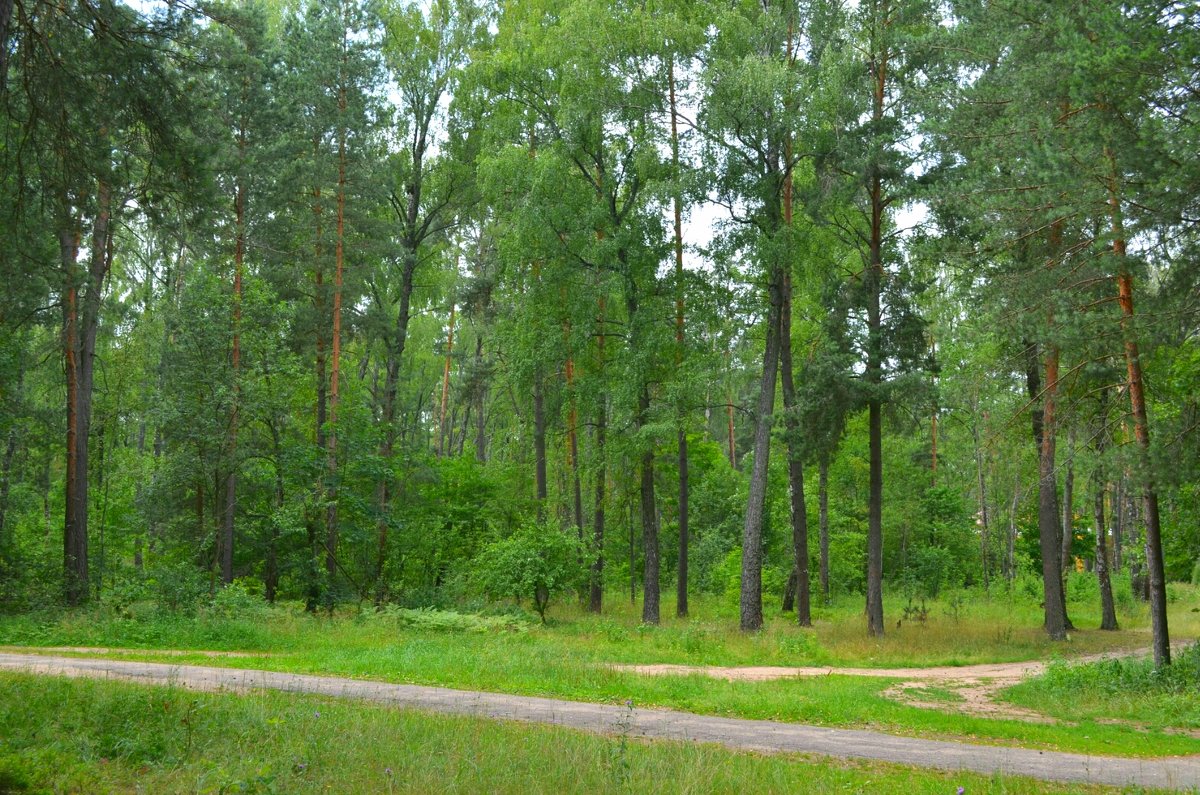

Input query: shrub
[203,579,271,621]
[472,521,584,622]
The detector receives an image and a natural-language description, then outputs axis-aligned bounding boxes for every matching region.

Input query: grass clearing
[2,586,1199,759]
[0,672,1142,794]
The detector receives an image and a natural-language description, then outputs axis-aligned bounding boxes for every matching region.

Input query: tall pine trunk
[61,223,86,605]
[739,262,782,632]
[780,271,811,626]
[1036,344,1068,640]
[221,138,246,587]
[308,182,326,614]
[669,58,689,619]
[1107,155,1170,667]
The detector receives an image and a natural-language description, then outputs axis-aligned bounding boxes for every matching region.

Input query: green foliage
[473,521,585,622]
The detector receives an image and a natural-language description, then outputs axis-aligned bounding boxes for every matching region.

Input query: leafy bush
[472,521,584,622]
[901,546,957,599]
[203,579,271,621]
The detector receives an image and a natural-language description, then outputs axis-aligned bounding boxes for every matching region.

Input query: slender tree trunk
[324,79,348,605]
[639,385,660,625]
[474,335,487,463]
[819,460,830,602]
[1061,430,1075,576]
[0,0,13,90]
[439,302,456,456]
[740,262,783,632]
[265,420,283,604]
[865,205,885,637]
[780,272,811,626]
[669,58,689,619]
[863,37,888,637]
[1107,156,1170,667]
[726,380,736,468]
[1007,480,1018,582]
[1092,414,1118,631]
[1112,477,1123,573]
[563,317,584,549]
[373,256,417,604]
[972,413,990,590]
[308,182,326,614]
[222,155,246,587]
[533,374,548,519]
[589,296,607,613]
[0,428,18,553]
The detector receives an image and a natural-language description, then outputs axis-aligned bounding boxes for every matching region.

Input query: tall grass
[0,673,1126,794]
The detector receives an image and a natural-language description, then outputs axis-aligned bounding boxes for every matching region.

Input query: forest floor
[1,650,1198,790]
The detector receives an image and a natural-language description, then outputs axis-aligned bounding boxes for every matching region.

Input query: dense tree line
[1,0,1197,666]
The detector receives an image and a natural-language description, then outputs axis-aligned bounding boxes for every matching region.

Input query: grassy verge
[0,673,1133,794]
[1002,642,1200,731]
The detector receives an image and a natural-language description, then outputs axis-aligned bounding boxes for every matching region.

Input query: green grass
[0,673,1138,794]
[1002,641,1200,731]
[2,585,1199,759]
[900,685,968,704]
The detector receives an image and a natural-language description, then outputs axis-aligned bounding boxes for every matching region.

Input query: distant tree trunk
[726,358,737,468]
[265,419,283,604]
[474,336,487,463]
[0,428,18,553]
[533,374,548,520]
[0,0,12,90]
[819,460,830,602]
[438,302,457,456]
[563,322,584,550]
[972,413,990,590]
[1093,463,1118,631]
[1107,155,1170,667]
[740,262,782,632]
[669,57,689,620]
[1061,429,1075,576]
[1112,477,1123,572]
[589,296,607,613]
[1006,479,1018,582]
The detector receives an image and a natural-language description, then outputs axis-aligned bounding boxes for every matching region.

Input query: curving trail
[1,651,1198,789]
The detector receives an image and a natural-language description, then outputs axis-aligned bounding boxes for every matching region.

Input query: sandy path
[608,647,1159,683]
[0,652,1197,789]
